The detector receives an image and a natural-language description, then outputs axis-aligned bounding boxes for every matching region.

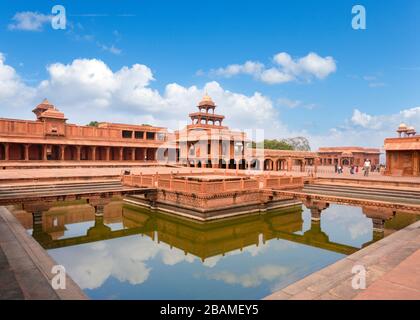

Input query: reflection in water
[12,200,419,300]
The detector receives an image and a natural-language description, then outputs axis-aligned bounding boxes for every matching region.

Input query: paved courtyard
[1,164,420,185]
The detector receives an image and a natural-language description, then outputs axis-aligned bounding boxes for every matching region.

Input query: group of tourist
[334,159,381,176]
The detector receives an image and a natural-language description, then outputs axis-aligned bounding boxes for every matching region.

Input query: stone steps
[305,183,420,198]
[0,181,125,200]
[303,184,420,205]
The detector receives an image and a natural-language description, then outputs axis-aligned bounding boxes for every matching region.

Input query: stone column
[413,151,419,176]
[105,147,110,161]
[92,146,96,161]
[119,147,123,161]
[24,144,29,161]
[32,211,44,237]
[372,218,385,233]
[4,143,9,161]
[310,208,322,221]
[60,145,65,161]
[287,157,293,171]
[385,152,391,174]
[144,148,148,161]
[94,204,105,216]
[131,148,136,161]
[76,146,81,161]
[42,145,48,161]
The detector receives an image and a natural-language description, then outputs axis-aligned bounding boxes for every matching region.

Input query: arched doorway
[250,159,260,170]
[276,159,287,171]
[342,158,350,166]
[264,159,274,171]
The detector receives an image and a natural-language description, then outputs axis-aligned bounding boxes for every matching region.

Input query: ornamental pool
[13,200,419,299]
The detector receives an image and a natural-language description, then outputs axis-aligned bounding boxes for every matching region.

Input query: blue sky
[0,0,419,149]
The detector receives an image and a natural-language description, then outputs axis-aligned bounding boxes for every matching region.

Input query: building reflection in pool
[11,200,419,299]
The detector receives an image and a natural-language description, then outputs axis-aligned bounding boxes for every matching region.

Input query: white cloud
[208,52,336,84]
[8,11,51,31]
[208,264,290,288]
[0,51,417,151]
[351,109,375,128]
[368,82,386,88]
[350,107,420,130]
[0,53,36,109]
[0,54,288,138]
[296,52,336,79]
[212,61,264,78]
[27,57,283,135]
[50,235,197,290]
[98,43,122,55]
[277,98,301,109]
[260,68,294,84]
[308,106,420,150]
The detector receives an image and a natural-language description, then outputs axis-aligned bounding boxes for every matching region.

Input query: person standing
[363,159,371,177]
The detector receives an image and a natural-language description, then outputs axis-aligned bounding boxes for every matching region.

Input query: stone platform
[122,172,304,221]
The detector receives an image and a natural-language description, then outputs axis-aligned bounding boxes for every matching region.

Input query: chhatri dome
[198,93,215,107]
[407,126,416,136]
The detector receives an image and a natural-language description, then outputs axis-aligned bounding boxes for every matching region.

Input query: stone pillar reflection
[32,211,43,233]
[372,218,385,233]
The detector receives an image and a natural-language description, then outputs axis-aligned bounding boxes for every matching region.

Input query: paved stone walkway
[0,242,24,299]
[265,220,420,300]
[354,249,420,300]
[0,206,87,300]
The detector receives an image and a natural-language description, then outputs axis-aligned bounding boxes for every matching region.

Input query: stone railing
[122,173,303,194]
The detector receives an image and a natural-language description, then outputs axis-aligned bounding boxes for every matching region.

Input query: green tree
[251,137,311,151]
[252,139,294,150]
[87,121,99,127]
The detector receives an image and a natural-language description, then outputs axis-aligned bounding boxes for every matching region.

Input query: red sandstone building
[0,99,175,162]
[0,96,320,171]
[384,123,419,176]
[317,147,380,167]
[1,96,387,173]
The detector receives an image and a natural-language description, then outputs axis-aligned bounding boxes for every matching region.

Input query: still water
[14,200,418,299]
